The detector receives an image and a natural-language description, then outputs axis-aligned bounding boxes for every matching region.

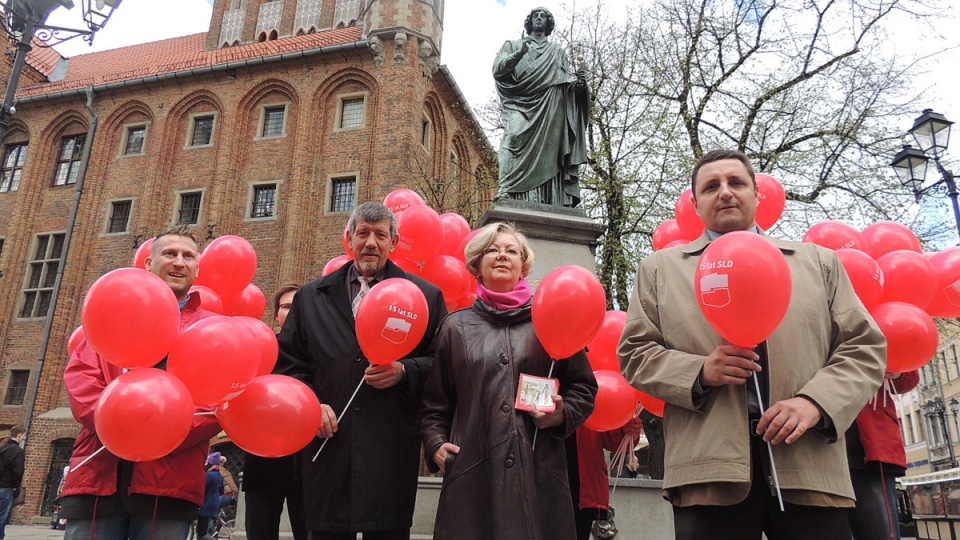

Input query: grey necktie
[352,276,371,317]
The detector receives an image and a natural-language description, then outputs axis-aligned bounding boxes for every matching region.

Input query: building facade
[0,0,494,522]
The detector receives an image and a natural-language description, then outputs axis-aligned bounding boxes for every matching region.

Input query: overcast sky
[46,0,960,149]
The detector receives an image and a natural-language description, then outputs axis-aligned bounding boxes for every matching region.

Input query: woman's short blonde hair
[464,222,535,280]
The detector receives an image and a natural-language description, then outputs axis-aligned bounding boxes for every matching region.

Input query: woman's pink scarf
[475,279,532,310]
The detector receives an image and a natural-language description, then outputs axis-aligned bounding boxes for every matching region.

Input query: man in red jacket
[846,370,919,540]
[60,225,221,540]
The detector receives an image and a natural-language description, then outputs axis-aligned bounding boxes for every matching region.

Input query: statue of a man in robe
[493,7,589,208]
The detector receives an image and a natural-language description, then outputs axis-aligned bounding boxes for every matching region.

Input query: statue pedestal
[479,200,606,282]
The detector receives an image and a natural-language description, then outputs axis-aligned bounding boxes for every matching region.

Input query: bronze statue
[493,7,589,208]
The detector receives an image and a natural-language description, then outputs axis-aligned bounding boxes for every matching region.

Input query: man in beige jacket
[619,149,886,539]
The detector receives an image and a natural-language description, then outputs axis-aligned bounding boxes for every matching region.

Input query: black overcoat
[277,260,446,533]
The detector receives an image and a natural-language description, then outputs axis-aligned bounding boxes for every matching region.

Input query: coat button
[353,405,361,412]
[505,458,514,468]
[354,355,363,362]
[499,354,508,365]
[500,403,511,413]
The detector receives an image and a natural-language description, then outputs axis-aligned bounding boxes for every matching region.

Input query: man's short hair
[690,149,756,197]
[151,224,200,256]
[348,202,398,238]
[524,7,555,36]
[9,425,25,438]
[272,282,301,317]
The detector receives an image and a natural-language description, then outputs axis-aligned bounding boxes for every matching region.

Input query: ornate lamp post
[924,397,958,469]
[891,109,959,242]
[0,0,122,142]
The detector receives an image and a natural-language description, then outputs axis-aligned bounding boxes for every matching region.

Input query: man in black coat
[277,202,447,540]
[0,425,26,539]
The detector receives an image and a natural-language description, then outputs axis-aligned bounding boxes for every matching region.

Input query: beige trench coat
[619,233,886,505]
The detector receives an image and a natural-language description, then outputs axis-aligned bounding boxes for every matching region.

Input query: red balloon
[835,249,883,312]
[928,248,960,317]
[389,254,422,276]
[674,189,704,241]
[803,221,867,252]
[383,188,425,215]
[189,285,224,314]
[637,389,665,417]
[861,221,921,259]
[586,310,627,372]
[196,235,258,296]
[584,370,639,432]
[68,326,85,355]
[395,205,443,262]
[94,369,194,462]
[167,316,261,406]
[322,255,353,276]
[421,255,472,304]
[355,278,430,365]
[454,228,483,262]
[217,375,322,457]
[82,268,181,369]
[449,289,477,311]
[585,350,620,372]
[653,220,684,251]
[876,250,935,309]
[533,265,607,359]
[220,283,267,319]
[236,316,280,376]
[132,238,155,269]
[438,213,471,258]
[754,173,786,230]
[871,302,938,372]
[694,232,791,348]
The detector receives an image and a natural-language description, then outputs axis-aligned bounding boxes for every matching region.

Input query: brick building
[0,0,494,522]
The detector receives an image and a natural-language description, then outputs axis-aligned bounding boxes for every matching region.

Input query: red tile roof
[25,38,66,78]
[18,26,364,98]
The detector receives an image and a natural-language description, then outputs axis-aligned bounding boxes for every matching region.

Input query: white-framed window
[421,115,432,150]
[53,134,86,186]
[19,232,66,319]
[257,103,289,139]
[327,174,356,213]
[175,190,205,225]
[186,112,218,148]
[1,142,28,192]
[335,93,367,131]
[105,199,133,234]
[3,369,30,406]
[120,123,148,156]
[247,181,280,220]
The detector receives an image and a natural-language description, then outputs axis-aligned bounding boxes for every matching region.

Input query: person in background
[61,225,221,540]
[618,150,887,540]
[420,222,598,539]
[217,456,237,508]
[567,417,642,540]
[0,425,26,540]
[198,454,225,539]
[243,283,307,540]
[846,370,920,539]
[277,202,447,539]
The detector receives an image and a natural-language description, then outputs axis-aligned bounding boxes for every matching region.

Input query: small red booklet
[515,373,560,413]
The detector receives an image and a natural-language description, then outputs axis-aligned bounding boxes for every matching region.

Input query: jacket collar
[680,228,797,256]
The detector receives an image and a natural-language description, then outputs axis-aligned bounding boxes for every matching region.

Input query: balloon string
[195,411,216,416]
[313,378,365,462]
[753,374,785,512]
[70,445,107,473]
[531,362,557,451]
